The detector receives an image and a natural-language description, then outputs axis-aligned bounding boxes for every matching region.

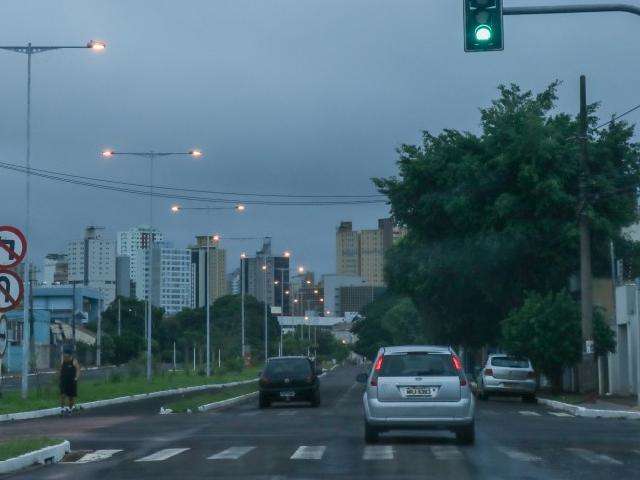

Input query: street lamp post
[240,253,246,359]
[103,149,202,381]
[171,205,244,375]
[262,263,268,362]
[0,39,106,400]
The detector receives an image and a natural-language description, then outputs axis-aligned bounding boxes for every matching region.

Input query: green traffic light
[475,25,492,42]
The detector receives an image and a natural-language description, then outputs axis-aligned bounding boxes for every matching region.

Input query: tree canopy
[374,82,640,348]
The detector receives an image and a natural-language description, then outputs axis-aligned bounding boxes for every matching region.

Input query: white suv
[356,345,476,444]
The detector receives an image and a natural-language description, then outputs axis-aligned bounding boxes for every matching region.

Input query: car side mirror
[356,373,368,384]
[315,367,323,376]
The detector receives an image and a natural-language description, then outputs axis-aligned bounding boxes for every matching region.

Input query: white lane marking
[290,446,326,460]
[431,446,463,460]
[135,448,190,462]
[566,448,623,466]
[73,449,123,464]
[277,411,297,416]
[548,412,573,417]
[363,445,394,460]
[519,411,541,416]
[208,446,255,460]
[498,447,542,462]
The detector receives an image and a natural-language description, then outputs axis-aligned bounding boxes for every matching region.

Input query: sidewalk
[538,394,640,419]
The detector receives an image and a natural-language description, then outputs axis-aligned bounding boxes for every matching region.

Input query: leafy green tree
[374,82,640,348]
[593,307,616,357]
[352,294,424,359]
[501,291,582,392]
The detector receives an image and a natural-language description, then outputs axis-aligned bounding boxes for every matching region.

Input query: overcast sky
[1,0,639,276]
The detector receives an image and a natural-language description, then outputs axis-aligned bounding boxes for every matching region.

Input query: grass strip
[0,437,63,461]
[165,382,258,413]
[0,367,260,415]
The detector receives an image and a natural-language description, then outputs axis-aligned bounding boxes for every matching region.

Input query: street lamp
[0,39,106,400]
[102,148,202,381]
[262,263,268,361]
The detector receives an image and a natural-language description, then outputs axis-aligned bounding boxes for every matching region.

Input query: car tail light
[451,354,467,386]
[260,375,270,386]
[451,354,463,372]
[370,355,384,386]
[484,368,493,377]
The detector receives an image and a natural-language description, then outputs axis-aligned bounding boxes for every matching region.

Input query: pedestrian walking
[59,345,80,416]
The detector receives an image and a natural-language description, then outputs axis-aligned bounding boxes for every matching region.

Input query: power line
[0,160,384,199]
[595,103,640,130]
[0,161,387,207]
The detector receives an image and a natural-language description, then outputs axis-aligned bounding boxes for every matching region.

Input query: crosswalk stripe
[519,411,541,416]
[208,446,255,460]
[548,412,573,417]
[73,449,123,464]
[363,445,394,460]
[498,447,541,462]
[566,448,623,466]
[431,445,463,460]
[291,446,326,460]
[135,448,190,462]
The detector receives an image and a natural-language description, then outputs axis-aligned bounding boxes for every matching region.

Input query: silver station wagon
[357,345,475,444]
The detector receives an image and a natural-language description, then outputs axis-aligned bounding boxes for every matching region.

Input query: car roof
[268,356,310,361]
[382,345,452,354]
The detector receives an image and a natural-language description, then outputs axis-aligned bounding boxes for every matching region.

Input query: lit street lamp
[103,149,202,381]
[171,205,245,376]
[0,39,106,399]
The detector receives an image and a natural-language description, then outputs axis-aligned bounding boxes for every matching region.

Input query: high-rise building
[338,285,386,316]
[322,274,368,317]
[67,226,116,308]
[189,235,227,308]
[116,255,132,298]
[42,253,68,285]
[335,218,404,287]
[135,242,191,315]
[227,267,241,295]
[116,225,164,282]
[336,221,359,276]
[242,238,290,314]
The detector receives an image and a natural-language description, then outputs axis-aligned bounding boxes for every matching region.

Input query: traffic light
[463,0,503,52]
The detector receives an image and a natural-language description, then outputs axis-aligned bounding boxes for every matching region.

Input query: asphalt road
[2,364,639,480]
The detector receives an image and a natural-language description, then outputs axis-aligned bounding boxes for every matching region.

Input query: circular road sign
[0,226,27,268]
[0,269,24,313]
[0,314,7,357]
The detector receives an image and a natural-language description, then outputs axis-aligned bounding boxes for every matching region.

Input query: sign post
[0,226,27,399]
[0,314,7,397]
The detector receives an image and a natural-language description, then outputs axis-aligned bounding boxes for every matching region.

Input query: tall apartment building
[335,218,403,287]
[135,242,191,315]
[67,226,116,308]
[336,222,359,276]
[42,253,68,285]
[189,235,227,308]
[116,225,164,284]
[241,238,290,314]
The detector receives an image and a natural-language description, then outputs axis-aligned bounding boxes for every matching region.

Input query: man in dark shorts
[59,345,81,415]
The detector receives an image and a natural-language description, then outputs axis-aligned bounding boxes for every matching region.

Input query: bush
[224,357,244,373]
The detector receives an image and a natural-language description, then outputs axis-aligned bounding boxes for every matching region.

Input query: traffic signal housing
[464,0,504,52]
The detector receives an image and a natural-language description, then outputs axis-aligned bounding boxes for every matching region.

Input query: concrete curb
[538,398,640,419]
[0,379,258,423]
[0,440,70,474]
[197,391,259,412]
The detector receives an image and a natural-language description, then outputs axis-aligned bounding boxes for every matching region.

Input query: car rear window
[265,358,311,377]
[491,357,530,368]
[378,352,456,377]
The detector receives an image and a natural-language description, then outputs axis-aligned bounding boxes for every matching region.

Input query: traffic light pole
[503,3,640,17]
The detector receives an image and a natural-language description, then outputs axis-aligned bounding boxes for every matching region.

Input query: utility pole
[117,297,122,337]
[579,75,596,392]
[97,301,102,367]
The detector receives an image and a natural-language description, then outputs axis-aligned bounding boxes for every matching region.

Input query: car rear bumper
[482,378,537,395]
[260,385,316,400]
[363,395,475,429]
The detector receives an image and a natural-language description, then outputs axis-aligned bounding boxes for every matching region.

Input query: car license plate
[403,386,435,397]
[279,391,295,398]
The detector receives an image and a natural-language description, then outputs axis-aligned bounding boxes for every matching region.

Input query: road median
[0,374,258,423]
[538,397,640,420]
[0,439,69,475]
